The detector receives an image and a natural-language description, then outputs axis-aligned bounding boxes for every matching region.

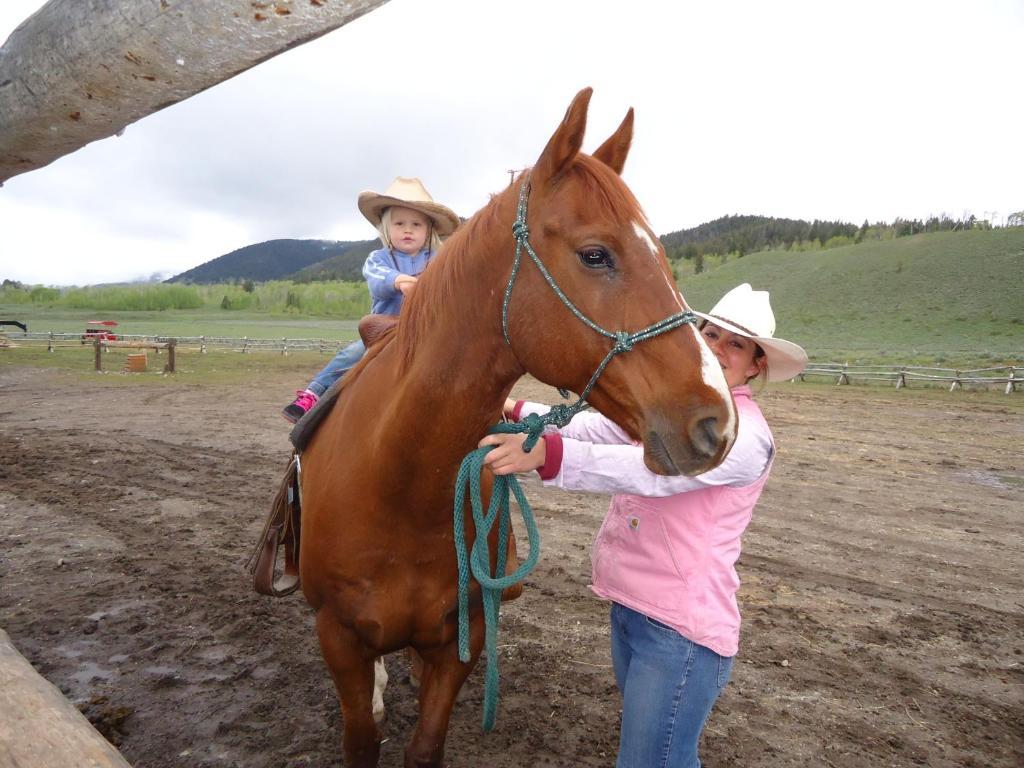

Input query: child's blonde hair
[377,207,444,254]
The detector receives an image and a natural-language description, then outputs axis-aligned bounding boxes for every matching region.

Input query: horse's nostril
[691,416,721,457]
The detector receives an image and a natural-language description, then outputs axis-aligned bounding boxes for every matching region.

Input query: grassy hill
[675,229,1023,365]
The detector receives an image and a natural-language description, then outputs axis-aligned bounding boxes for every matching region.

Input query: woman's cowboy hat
[692,283,808,382]
[357,177,460,236]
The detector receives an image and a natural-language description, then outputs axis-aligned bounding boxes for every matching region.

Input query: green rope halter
[454,175,698,732]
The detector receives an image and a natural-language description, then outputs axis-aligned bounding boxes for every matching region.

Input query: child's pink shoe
[282,389,319,424]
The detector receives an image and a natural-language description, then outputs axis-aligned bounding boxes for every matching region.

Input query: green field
[2,228,1021,370]
[675,228,1023,366]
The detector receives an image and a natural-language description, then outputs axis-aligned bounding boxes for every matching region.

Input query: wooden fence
[3,331,1020,393]
[92,339,176,373]
[797,363,1021,394]
[7,331,352,355]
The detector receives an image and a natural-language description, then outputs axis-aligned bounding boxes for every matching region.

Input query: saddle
[249,315,398,597]
[247,454,302,596]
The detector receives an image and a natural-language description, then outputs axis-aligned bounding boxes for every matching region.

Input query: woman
[480,283,807,768]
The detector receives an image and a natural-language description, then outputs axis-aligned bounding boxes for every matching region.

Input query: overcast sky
[1,0,1022,286]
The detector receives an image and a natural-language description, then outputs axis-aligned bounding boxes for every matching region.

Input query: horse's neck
[393,299,520,456]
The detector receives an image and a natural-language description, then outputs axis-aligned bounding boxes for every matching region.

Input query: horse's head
[505,88,737,476]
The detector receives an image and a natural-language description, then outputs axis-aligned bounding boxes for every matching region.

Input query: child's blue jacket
[362,247,434,315]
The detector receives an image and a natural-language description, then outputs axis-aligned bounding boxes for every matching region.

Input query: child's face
[387,206,431,255]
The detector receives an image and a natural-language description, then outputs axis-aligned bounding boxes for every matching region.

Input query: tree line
[661,213,995,270]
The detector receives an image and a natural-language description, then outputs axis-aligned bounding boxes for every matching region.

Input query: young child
[480,284,807,768]
[282,177,459,423]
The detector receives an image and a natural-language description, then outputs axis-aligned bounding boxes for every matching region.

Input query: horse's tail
[246,454,301,597]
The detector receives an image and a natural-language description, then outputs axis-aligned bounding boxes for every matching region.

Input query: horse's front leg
[315,609,381,768]
[404,623,483,768]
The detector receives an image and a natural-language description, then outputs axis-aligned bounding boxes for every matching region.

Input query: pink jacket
[515,387,773,657]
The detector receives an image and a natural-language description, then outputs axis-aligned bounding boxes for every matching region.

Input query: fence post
[950,370,962,392]
[282,337,288,356]
[895,367,907,390]
[837,363,849,386]
[1007,367,1018,395]
[165,340,176,373]
[94,338,102,371]
[200,335,207,354]
[242,336,249,354]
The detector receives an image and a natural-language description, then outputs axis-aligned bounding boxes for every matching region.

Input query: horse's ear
[533,87,592,187]
[592,108,634,175]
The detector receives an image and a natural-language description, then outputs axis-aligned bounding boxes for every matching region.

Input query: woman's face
[387,206,430,255]
[701,322,765,388]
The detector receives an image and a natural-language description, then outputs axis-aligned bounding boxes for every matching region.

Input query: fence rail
[2,331,1019,393]
[799,363,1021,393]
[3,331,354,355]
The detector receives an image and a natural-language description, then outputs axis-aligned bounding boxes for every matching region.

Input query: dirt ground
[0,362,1021,768]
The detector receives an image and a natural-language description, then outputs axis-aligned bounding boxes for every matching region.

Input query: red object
[82,320,119,342]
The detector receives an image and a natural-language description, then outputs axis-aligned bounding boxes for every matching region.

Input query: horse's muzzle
[643,405,734,476]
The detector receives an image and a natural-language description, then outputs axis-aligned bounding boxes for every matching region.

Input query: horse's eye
[577,247,614,270]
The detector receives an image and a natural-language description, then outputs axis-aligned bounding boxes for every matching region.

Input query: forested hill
[288,240,379,282]
[166,213,990,284]
[659,213,983,259]
[662,215,855,257]
[165,239,373,284]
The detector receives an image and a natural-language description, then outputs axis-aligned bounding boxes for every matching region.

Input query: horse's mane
[394,154,644,368]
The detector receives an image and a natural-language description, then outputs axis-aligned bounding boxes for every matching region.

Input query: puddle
[957,470,1022,490]
[69,661,114,687]
[143,665,179,677]
[87,598,151,622]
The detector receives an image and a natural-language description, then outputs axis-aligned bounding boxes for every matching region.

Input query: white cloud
[1,0,1021,285]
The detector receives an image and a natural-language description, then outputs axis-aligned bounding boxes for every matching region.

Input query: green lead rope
[454,175,699,732]
[453,412,569,733]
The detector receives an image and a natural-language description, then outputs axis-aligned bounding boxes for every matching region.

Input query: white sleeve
[546,413,773,497]
[517,402,633,445]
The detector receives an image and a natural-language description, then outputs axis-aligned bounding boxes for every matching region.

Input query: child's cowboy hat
[357,177,460,236]
[692,283,808,382]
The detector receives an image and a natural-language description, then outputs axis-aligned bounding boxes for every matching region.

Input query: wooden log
[101,340,167,349]
[0,0,391,183]
[0,628,133,767]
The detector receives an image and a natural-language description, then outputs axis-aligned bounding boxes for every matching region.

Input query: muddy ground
[0,362,1021,767]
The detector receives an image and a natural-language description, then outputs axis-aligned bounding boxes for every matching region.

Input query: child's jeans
[308,339,366,397]
[610,602,733,768]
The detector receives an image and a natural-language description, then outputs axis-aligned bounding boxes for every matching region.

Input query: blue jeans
[307,339,366,396]
[610,602,733,768]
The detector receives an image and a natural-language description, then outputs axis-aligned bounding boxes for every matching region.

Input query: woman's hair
[377,207,443,254]
[749,344,767,386]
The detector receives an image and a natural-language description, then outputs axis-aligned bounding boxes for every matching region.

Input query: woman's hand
[480,432,546,475]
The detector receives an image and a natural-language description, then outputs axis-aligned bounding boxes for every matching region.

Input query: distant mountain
[165,239,373,284]
[289,239,379,282]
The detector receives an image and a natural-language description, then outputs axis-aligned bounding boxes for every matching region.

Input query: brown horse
[295,87,737,767]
